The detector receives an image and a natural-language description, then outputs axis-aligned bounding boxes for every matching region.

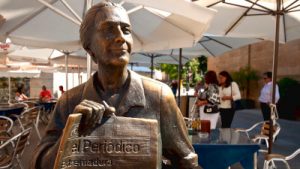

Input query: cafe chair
[263,148,300,169]
[0,128,32,169]
[12,106,42,140]
[0,116,13,134]
[235,121,281,150]
[20,101,37,108]
[0,116,14,145]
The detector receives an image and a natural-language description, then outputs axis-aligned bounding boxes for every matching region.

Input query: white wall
[53,72,88,98]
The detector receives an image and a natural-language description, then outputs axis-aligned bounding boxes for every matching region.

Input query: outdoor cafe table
[0,103,26,117]
[191,128,260,169]
[26,98,57,112]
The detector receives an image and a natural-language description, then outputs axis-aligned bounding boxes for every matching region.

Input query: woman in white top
[218,71,241,128]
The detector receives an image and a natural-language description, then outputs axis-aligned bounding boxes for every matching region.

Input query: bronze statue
[32,2,198,169]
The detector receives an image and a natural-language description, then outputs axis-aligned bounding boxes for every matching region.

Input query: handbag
[204,104,219,114]
[231,84,242,110]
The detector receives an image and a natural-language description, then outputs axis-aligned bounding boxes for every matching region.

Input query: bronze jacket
[32,70,198,169]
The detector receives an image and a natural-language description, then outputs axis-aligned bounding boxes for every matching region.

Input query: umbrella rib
[223,1,269,13]
[60,0,82,22]
[207,0,222,7]
[225,0,260,35]
[244,0,274,12]
[127,5,144,14]
[37,0,81,25]
[282,14,287,43]
[7,0,59,34]
[246,13,272,16]
[169,55,179,62]
[168,53,189,63]
[203,36,233,49]
[287,8,300,12]
[284,0,299,11]
[286,4,300,12]
[199,42,216,56]
[170,49,174,56]
[83,0,93,17]
[145,8,195,39]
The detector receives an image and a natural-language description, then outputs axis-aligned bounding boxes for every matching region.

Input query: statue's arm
[31,98,106,169]
[160,86,198,169]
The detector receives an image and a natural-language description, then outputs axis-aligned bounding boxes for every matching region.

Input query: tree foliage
[157,56,207,87]
[231,66,259,99]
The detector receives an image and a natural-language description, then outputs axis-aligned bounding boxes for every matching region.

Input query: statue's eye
[122,26,131,35]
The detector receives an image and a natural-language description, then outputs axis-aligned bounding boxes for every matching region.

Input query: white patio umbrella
[0,0,215,52]
[194,0,300,153]
[157,35,261,56]
[7,48,57,64]
[131,36,260,72]
[50,52,97,70]
[196,0,300,43]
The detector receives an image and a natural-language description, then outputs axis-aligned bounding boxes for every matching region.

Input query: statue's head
[80,1,132,67]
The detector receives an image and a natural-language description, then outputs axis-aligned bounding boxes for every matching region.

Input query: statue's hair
[80,1,125,59]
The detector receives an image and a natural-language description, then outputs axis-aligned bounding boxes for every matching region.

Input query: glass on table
[200,120,211,134]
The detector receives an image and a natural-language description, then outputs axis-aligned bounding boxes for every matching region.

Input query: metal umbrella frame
[195,0,300,153]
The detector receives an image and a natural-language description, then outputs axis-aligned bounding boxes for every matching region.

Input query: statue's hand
[73,100,105,136]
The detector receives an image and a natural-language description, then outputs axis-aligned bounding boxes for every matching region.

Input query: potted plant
[277,77,300,120]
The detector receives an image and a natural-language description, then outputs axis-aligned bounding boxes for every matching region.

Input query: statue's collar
[82,70,146,115]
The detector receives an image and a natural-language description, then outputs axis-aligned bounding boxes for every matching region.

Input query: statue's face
[90,6,133,66]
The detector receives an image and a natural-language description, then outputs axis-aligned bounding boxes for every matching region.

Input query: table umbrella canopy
[50,51,98,70]
[0,0,215,52]
[7,48,57,64]
[195,0,300,43]
[0,69,41,78]
[131,36,260,67]
[155,35,261,57]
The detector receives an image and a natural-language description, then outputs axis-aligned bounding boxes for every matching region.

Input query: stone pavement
[232,109,300,169]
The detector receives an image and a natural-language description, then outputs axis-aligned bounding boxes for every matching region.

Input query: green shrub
[277,77,300,120]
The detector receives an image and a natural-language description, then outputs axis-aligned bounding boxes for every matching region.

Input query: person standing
[170,80,178,97]
[258,72,280,121]
[58,85,65,95]
[196,71,220,129]
[218,71,241,128]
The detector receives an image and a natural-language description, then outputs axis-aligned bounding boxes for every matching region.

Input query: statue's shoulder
[58,83,86,107]
[133,72,168,89]
[131,71,172,96]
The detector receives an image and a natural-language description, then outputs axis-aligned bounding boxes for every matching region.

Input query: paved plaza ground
[16,109,300,169]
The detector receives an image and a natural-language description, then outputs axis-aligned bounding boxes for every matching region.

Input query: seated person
[39,85,52,102]
[15,88,28,101]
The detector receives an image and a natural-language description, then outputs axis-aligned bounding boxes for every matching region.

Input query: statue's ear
[86,48,97,63]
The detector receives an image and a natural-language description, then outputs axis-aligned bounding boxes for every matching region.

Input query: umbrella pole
[8,77,11,103]
[87,53,92,77]
[269,0,281,154]
[65,52,69,91]
[78,66,80,85]
[151,56,154,78]
[177,48,182,106]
